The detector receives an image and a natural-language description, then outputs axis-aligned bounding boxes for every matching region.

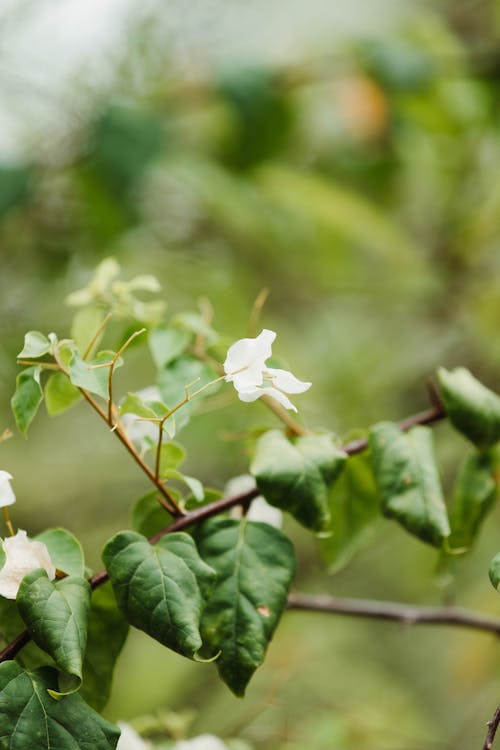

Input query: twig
[483,705,500,750]
[83,312,112,361]
[286,593,500,636]
[0,486,260,664]
[342,404,446,456]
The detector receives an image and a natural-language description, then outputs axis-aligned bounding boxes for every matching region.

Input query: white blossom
[0,471,15,508]
[0,530,55,600]
[173,735,229,750]
[116,723,151,750]
[224,329,311,412]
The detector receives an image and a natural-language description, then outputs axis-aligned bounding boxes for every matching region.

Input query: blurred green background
[1,0,500,747]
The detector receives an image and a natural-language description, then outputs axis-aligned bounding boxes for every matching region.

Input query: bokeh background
[1,0,500,747]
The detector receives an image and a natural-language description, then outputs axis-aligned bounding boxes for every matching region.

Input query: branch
[0,402,448,664]
[342,403,446,456]
[483,705,500,750]
[286,593,500,636]
[0,487,260,664]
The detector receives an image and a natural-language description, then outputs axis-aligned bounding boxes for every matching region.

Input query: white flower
[0,471,15,508]
[173,735,229,750]
[0,530,55,599]
[116,723,151,750]
[226,475,282,529]
[224,329,311,412]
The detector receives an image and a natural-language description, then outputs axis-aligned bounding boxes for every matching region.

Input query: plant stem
[106,328,146,425]
[483,705,500,750]
[83,312,112,360]
[286,593,500,636]
[342,403,447,456]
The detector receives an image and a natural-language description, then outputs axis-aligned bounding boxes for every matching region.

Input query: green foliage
[44,372,82,416]
[148,326,191,369]
[251,430,347,531]
[369,423,450,546]
[321,449,381,573]
[11,366,44,436]
[80,583,129,712]
[35,529,85,578]
[131,490,173,538]
[448,449,499,550]
[102,531,215,658]
[0,662,120,750]
[17,571,91,697]
[68,350,121,400]
[437,367,500,448]
[195,518,296,696]
[18,331,52,359]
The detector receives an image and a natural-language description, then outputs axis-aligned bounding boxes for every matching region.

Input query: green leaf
[0,597,55,670]
[80,583,129,711]
[17,331,51,358]
[102,531,216,658]
[149,326,191,369]
[171,312,219,344]
[163,468,204,500]
[70,306,105,358]
[45,372,82,416]
[11,366,44,436]
[0,662,120,749]
[250,430,347,531]
[120,391,167,420]
[131,490,173,538]
[158,441,186,471]
[489,552,500,591]
[448,449,499,550]
[68,350,122,400]
[369,423,450,546]
[17,571,91,696]
[195,518,296,696]
[157,356,219,431]
[320,449,381,573]
[437,367,500,448]
[36,528,85,578]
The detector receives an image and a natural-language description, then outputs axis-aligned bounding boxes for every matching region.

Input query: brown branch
[286,593,500,636]
[0,487,260,664]
[483,705,500,750]
[342,404,446,456]
[0,401,449,665]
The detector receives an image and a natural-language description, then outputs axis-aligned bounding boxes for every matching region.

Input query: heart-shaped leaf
[448,449,499,550]
[102,531,216,658]
[36,528,85,578]
[17,331,52,358]
[369,423,450,546]
[17,571,91,696]
[195,517,296,696]
[80,583,129,711]
[321,448,381,573]
[251,430,347,531]
[0,662,120,750]
[45,372,82,416]
[11,366,43,436]
[437,367,500,448]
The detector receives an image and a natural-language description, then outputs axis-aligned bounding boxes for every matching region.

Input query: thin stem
[107,328,146,426]
[286,593,500,636]
[483,705,500,750]
[78,388,183,515]
[2,508,14,536]
[342,404,447,456]
[260,394,309,436]
[248,287,269,337]
[17,360,59,370]
[83,312,112,360]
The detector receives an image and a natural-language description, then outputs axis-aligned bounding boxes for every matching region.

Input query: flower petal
[266,368,312,394]
[0,530,55,599]
[238,385,298,412]
[223,329,275,382]
[0,471,15,508]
